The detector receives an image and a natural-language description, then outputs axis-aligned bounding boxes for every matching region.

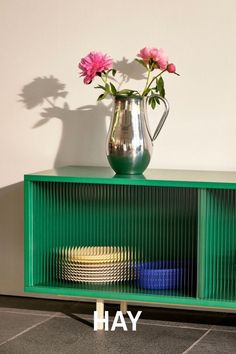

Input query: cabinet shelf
[24,166,236,311]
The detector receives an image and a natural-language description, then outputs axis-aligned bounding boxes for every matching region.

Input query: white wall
[0,0,236,295]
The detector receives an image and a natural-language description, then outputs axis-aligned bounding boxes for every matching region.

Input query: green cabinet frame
[24,166,236,311]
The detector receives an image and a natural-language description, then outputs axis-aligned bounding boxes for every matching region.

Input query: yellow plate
[58,246,131,263]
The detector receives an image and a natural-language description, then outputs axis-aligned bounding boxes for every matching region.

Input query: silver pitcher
[106,95,169,175]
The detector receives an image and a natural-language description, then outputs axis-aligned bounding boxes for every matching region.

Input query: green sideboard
[24,166,236,311]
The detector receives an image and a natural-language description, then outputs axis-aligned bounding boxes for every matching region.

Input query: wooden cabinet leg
[120,301,127,314]
[96,299,104,330]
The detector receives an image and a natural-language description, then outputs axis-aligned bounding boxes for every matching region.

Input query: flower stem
[142,69,167,96]
[147,69,167,89]
[143,69,151,92]
[142,63,154,95]
[101,75,107,86]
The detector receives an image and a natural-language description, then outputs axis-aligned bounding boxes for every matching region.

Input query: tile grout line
[0,309,235,333]
[0,309,53,317]
[68,315,210,331]
[181,327,213,354]
[134,321,208,331]
[64,314,236,333]
[57,313,236,332]
[0,313,57,348]
[211,328,236,333]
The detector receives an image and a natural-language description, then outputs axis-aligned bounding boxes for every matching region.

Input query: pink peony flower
[155,48,168,70]
[167,63,176,73]
[138,47,169,70]
[138,47,152,61]
[79,51,113,84]
[149,48,160,61]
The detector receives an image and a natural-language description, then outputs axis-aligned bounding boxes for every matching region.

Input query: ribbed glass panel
[31,182,198,298]
[200,189,236,301]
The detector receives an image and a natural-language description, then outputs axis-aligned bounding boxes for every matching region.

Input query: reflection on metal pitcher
[106,95,169,175]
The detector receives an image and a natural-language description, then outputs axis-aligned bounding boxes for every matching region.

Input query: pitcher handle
[148,94,170,141]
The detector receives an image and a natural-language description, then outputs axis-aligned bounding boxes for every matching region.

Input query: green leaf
[159,76,164,86]
[151,98,156,109]
[94,85,106,91]
[153,95,160,105]
[117,89,141,96]
[148,96,156,110]
[156,77,165,98]
[117,89,132,95]
[149,93,160,105]
[106,68,116,76]
[128,91,135,96]
[143,87,151,97]
[110,82,117,95]
[135,58,147,69]
[97,93,107,101]
[160,87,165,98]
[105,83,110,91]
[156,77,162,89]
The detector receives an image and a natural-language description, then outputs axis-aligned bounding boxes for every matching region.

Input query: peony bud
[167,63,176,73]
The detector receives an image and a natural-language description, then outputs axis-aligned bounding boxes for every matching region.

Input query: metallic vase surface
[106,95,169,175]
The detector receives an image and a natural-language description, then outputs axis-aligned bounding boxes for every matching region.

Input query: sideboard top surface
[24,166,236,189]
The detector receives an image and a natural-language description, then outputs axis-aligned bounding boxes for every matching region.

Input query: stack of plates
[57,246,132,283]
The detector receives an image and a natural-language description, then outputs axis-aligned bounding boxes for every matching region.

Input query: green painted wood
[25,166,236,189]
[24,166,236,311]
[197,189,207,299]
[202,189,236,301]
[24,286,236,310]
[24,180,33,287]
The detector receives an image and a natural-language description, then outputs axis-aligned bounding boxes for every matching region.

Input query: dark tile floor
[0,296,235,354]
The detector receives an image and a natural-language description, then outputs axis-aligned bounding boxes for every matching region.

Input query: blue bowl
[135,261,184,290]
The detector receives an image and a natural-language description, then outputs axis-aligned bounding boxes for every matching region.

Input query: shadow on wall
[0,183,24,294]
[19,76,111,167]
[0,58,146,295]
[18,59,146,167]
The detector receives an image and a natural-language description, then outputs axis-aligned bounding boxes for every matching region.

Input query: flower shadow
[20,76,112,167]
[113,57,146,86]
[19,76,68,109]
